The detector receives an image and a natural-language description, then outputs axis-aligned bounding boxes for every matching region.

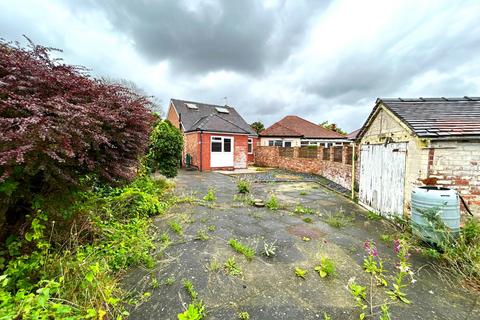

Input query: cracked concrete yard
[124,170,479,320]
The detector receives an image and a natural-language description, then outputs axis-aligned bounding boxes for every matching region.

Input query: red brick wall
[247,137,259,164]
[184,132,200,168]
[426,140,480,216]
[255,146,356,190]
[166,103,181,130]
[188,133,249,171]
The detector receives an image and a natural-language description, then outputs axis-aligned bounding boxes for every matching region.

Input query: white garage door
[359,143,407,217]
[210,136,234,168]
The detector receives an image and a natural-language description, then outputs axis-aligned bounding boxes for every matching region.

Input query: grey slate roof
[171,99,257,135]
[363,97,480,138]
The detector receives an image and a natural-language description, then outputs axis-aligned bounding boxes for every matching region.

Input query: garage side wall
[428,140,480,217]
[184,132,200,169]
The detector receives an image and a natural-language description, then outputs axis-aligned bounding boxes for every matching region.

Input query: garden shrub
[144,120,183,178]
[0,39,154,235]
[0,175,171,319]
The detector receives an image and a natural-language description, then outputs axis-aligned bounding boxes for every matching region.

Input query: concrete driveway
[124,170,479,320]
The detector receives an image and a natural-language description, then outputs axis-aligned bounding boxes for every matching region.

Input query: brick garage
[358,97,480,217]
[255,145,356,190]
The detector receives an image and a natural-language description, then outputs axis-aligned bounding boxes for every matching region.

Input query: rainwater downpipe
[200,130,203,172]
[351,143,356,200]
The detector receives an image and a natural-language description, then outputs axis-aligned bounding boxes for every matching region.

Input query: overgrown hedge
[0,39,154,236]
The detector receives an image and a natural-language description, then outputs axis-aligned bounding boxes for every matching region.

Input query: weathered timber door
[359,143,407,216]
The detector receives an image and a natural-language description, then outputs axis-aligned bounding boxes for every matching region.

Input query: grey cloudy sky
[1,0,479,132]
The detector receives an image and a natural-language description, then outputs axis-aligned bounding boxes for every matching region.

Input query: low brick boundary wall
[255,146,357,191]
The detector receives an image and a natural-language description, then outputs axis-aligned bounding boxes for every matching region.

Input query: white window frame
[248,138,253,154]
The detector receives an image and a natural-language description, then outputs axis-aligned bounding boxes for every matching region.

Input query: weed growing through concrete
[299,191,308,196]
[314,257,335,278]
[178,279,206,319]
[150,276,159,289]
[160,232,170,243]
[169,220,183,235]
[165,276,175,285]
[224,257,242,276]
[380,234,394,243]
[295,267,308,279]
[302,237,311,242]
[323,313,332,320]
[237,179,251,193]
[263,240,277,257]
[303,217,313,223]
[367,210,382,221]
[348,239,414,319]
[183,279,198,300]
[228,238,255,261]
[207,259,221,272]
[203,187,216,202]
[208,225,216,232]
[266,194,279,210]
[238,311,250,319]
[325,209,352,228]
[195,229,210,241]
[294,204,315,215]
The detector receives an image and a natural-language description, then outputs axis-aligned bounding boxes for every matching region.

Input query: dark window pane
[274,140,283,146]
[269,140,274,146]
[212,142,222,152]
[248,140,253,153]
[284,141,292,147]
[224,138,232,152]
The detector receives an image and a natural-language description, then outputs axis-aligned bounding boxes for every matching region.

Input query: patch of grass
[169,220,183,235]
[228,238,255,261]
[203,187,216,202]
[303,217,313,223]
[312,185,319,189]
[150,276,160,289]
[422,247,441,259]
[294,204,315,215]
[183,279,198,300]
[160,232,170,243]
[314,257,336,278]
[165,276,175,286]
[295,267,308,279]
[208,225,216,232]
[325,210,352,229]
[195,229,210,241]
[237,179,251,193]
[299,191,308,196]
[302,236,311,242]
[380,234,394,243]
[224,257,242,276]
[238,311,250,320]
[367,211,382,221]
[207,259,221,272]
[266,194,279,210]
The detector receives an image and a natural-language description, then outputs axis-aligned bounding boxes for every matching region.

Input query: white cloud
[1,0,480,132]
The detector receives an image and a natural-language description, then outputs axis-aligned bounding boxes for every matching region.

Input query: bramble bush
[0,38,154,234]
[144,120,183,178]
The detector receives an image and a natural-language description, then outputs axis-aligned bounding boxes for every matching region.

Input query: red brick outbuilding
[167,99,258,171]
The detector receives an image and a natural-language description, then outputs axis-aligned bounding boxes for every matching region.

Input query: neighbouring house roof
[347,129,361,140]
[170,99,257,135]
[260,115,346,139]
[359,97,480,139]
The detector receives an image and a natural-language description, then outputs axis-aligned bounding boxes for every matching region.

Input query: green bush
[145,120,184,178]
[0,175,170,319]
